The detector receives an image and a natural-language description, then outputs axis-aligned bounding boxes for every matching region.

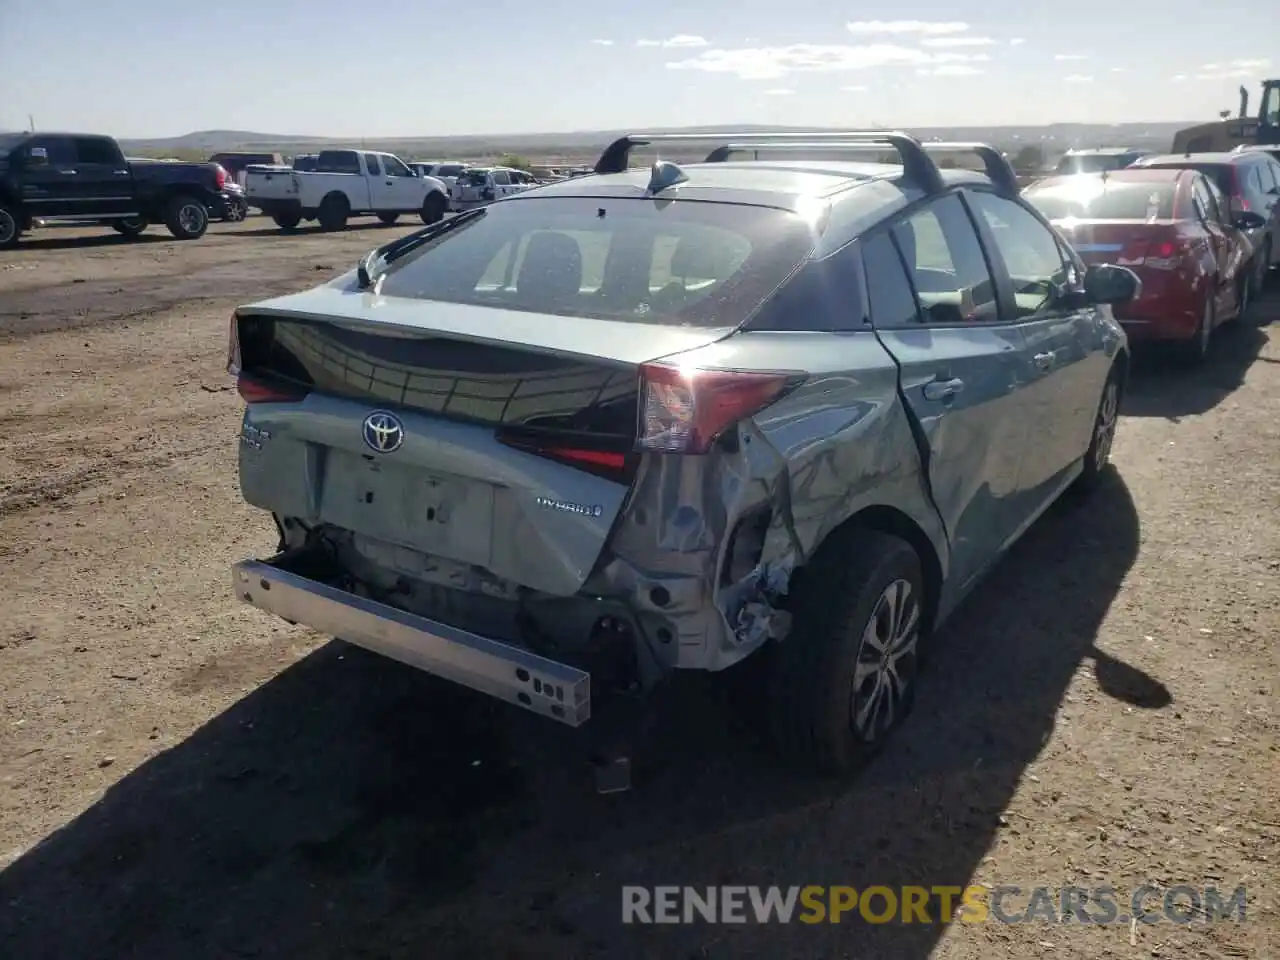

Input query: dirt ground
[0,217,1277,960]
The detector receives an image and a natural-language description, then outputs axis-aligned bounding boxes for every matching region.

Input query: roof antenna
[646,155,688,194]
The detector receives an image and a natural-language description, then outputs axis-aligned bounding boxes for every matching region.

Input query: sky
[0,0,1274,138]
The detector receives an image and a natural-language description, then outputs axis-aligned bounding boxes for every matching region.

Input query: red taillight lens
[541,447,628,470]
[637,363,795,455]
[236,374,310,404]
[215,165,227,189]
[1119,238,1150,265]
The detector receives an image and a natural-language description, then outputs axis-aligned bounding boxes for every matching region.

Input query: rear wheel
[1251,239,1271,300]
[420,192,447,225]
[377,212,400,226]
[112,216,147,237]
[317,193,349,232]
[226,197,248,222]
[163,195,209,240]
[272,210,301,231]
[767,530,924,775]
[1074,362,1122,495]
[0,205,22,249]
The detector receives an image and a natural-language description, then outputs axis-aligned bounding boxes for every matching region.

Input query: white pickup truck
[244,149,450,231]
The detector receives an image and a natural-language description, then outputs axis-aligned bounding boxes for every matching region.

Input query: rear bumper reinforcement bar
[232,558,591,726]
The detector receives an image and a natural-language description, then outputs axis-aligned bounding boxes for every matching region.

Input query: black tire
[272,211,301,231]
[0,205,22,249]
[377,212,400,226]
[227,198,248,223]
[112,216,147,238]
[767,529,925,775]
[1251,240,1271,300]
[1178,294,1215,365]
[163,195,209,240]
[420,192,447,225]
[1074,361,1122,496]
[317,193,349,232]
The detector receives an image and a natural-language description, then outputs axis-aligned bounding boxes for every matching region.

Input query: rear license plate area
[318,451,494,565]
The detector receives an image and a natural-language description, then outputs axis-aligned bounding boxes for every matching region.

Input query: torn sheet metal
[720,550,797,647]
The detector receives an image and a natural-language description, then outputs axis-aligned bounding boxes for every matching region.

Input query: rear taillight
[228,314,310,404]
[637,363,796,455]
[214,165,227,189]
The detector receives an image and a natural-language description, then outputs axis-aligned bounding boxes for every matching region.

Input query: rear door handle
[923,377,965,401]
[1033,351,1055,370]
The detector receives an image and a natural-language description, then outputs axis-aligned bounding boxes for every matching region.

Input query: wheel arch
[804,504,945,637]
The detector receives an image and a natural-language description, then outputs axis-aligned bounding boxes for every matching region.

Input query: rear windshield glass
[376,196,817,327]
[434,164,465,177]
[1055,154,1134,175]
[1144,162,1235,195]
[459,170,490,185]
[1025,177,1177,220]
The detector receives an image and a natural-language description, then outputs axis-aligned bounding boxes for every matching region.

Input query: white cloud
[665,42,987,80]
[841,84,870,91]
[846,20,970,35]
[589,39,614,46]
[921,36,995,47]
[1064,74,1094,83]
[918,64,984,76]
[637,34,709,48]
[1195,57,1272,80]
[1054,53,1091,61]
[763,88,796,96]
[1109,66,1127,73]
[1172,74,1187,82]
[1009,37,1026,46]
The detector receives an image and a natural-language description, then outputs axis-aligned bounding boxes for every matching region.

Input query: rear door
[866,193,1030,593]
[71,136,134,217]
[1192,175,1240,316]
[965,189,1110,504]
[17,136,78,216]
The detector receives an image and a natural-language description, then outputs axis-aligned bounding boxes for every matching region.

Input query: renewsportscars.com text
[621,884,1248,925]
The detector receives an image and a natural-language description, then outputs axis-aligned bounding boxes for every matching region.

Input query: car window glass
[862,232,922,326]
[493,171,510,185]
[26,137,75,166]
[967,192,1069,318]
[378,197,810,327]
[72,138,119,166]
[384,156,412,178]
[891,193,999,324]
[1202,178,1227,220]
[363,154,381,176]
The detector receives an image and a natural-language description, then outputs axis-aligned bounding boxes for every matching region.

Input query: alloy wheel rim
[179,203,205,234]
[850,578,920,742]
[1095,381,1118,471]
[0,210,15,245]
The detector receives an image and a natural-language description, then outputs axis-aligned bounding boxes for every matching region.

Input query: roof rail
[916,142,1020,196]
[593,130,943,190]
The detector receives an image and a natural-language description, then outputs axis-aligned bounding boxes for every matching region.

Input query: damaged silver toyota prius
[228,131,1137,787]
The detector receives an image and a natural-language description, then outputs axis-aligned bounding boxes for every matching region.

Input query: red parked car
[1024,168,1257,361]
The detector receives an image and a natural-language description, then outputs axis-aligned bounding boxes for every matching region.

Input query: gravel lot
[1,218,1277,960]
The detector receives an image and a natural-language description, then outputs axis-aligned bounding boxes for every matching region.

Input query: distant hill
[115,121,1203,164]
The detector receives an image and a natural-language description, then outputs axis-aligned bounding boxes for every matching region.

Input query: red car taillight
[636,363,796,454]
[214,165,227,189]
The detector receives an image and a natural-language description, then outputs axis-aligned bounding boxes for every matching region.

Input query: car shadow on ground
[1121,306,1273,420]
[232,221,414,240]
[0,471,1155,960]
[11,232,174,251]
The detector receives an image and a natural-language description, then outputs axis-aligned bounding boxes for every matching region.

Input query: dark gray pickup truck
[0,131,230,248]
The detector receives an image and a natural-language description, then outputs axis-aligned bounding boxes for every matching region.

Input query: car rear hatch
[231,292,737,597]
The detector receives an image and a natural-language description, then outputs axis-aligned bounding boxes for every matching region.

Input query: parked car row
[1023,146,1280,360]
